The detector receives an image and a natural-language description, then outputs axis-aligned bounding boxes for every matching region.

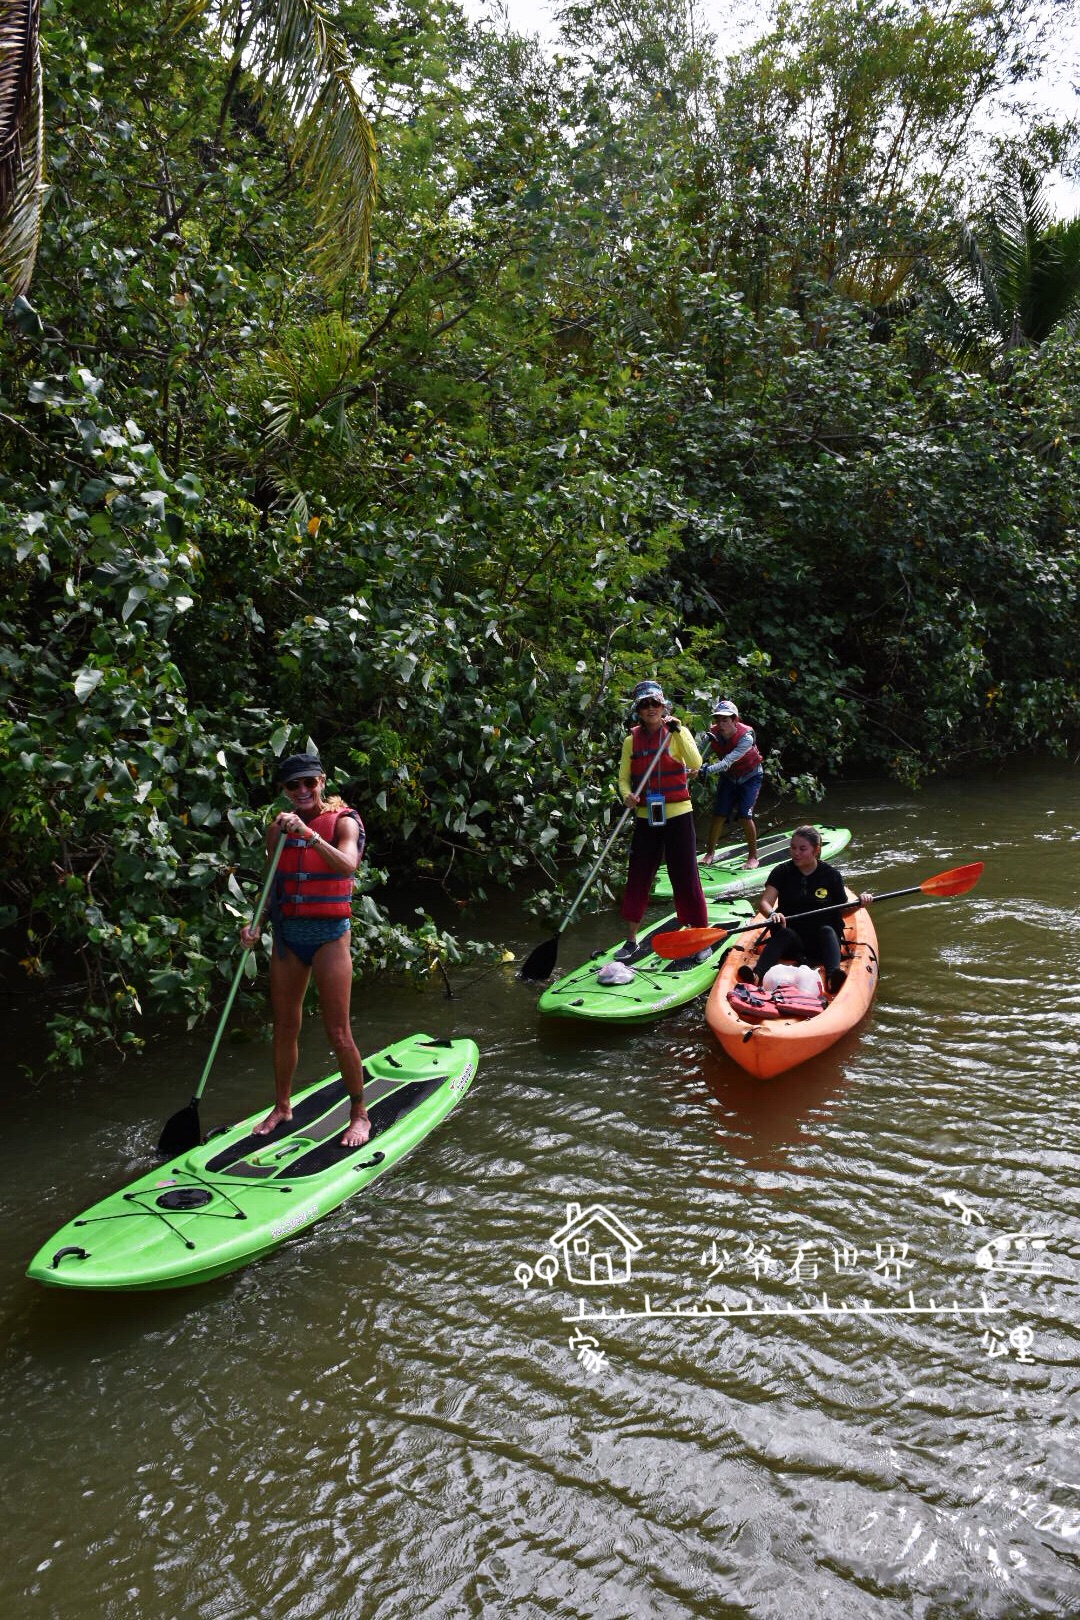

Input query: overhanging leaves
[180,0,377,289]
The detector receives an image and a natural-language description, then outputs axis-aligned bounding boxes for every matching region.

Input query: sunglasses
[637,699,663,710]
[284,776,319,790]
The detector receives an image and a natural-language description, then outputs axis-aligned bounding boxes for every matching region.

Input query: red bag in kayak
[727,984,826,1024]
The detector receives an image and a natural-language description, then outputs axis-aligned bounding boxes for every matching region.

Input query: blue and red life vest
[629,725,690,804]
[276,808,364,920]
[707,720,763,778]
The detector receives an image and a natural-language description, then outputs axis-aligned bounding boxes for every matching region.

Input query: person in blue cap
[614,681,708,961]
[240,752,369,1147]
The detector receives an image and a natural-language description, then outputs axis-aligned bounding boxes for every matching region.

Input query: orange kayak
[704,894,879,1078]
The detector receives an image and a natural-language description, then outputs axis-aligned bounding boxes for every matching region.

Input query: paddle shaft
[192,838,284,1103]
[653,861,984,957]
[770,872,973,926]
[725,871,980,944]
[557,726,675,936]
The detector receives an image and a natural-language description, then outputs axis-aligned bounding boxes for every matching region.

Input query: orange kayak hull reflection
[704,895,880,1078]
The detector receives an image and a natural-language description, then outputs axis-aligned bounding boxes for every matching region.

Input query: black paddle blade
[519,935,559,982]
[157,1099,202,1159]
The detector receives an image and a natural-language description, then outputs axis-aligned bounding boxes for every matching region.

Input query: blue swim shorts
[275,917,350,966]
[713,768,763,821]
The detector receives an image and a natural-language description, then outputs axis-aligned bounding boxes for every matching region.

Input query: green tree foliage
[0,0,1077,1064]
[709,0,1059,316]
[179,0,377,290]
[0,0,376,297]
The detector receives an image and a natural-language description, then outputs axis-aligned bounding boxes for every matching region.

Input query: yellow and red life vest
[629,726,690,804]
[276,808,363,920]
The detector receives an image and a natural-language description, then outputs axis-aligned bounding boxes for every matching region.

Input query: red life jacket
[629,725,690,804]
[276,807,363,920]
[707,720,763,778]
[726,983,825,1023]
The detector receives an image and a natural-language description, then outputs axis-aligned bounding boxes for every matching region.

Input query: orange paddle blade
[650,925,730,959]
[918,861,984,897]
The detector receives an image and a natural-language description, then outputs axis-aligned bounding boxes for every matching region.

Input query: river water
[2,764,1078,1620]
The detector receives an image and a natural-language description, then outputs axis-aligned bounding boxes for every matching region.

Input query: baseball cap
[276,752,324,784]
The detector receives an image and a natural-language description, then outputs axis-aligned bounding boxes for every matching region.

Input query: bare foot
[252,1105,292,1136]
[341,1103,371,1149]
[745,856,759,868]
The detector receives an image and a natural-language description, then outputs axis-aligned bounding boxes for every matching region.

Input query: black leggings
[754,921,841,983]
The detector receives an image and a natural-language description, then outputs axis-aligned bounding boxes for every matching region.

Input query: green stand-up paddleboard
[537,897,757,1024]
[27,1032,478,1292]
[651,824,852,903]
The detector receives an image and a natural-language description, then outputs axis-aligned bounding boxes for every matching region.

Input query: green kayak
[27,1032,478,1292]
[537,897,757,1024]
[651,823,852,902]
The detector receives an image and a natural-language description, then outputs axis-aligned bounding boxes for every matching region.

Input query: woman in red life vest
[240,752,369,1148]
[702,699,764,869]
[614,681,709,962]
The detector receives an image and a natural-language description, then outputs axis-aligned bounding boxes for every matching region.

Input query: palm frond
[957,219,1004,336]
[259,311,369,447]
[1025,216,1080,343]
[181,0,376,290]
[955,159,1080,353]
[0,0,43,297]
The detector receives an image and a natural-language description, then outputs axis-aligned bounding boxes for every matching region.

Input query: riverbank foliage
[1,0,1078,1062]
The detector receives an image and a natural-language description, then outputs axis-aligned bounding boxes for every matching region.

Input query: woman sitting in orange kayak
[739,825,873,995]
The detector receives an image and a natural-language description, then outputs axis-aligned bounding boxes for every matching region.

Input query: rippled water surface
[3,767,1078,1619]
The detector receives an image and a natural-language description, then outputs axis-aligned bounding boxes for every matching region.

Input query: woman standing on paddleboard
[614,681,709,962]
[240,752,369,1147]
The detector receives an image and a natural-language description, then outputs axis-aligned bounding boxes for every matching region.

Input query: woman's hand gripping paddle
[519,729,674,981]
[649,861,985,959]
[157,839,285,1157]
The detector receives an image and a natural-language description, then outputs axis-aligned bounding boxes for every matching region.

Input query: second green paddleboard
[651,824,851,902]
[537,897,757,1024]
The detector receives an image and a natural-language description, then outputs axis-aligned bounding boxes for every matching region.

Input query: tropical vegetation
[0,0,1077,1063]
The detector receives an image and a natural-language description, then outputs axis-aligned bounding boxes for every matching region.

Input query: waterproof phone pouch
[646,792,667,826]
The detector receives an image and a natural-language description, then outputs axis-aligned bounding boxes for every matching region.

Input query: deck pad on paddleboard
[205,1069,450,1179]
[651,824,852,903]
[27,1032,478,1292]
[537,897,757,1023]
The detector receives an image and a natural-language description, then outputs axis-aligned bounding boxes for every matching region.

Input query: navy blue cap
[276,752,324,784]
